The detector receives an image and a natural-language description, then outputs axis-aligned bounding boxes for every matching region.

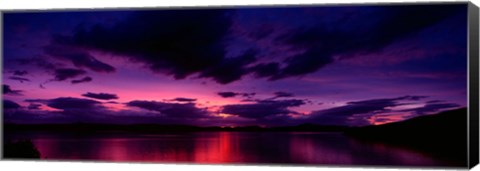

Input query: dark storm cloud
[241,92,256,99]
[405,95,429,101]
[3,100,21,109]
[26,97,103,113]
[43,44,115,73]
[249,62,280,78]
[24,99,47,103]
[12,56,93,84]
[248,25,275,39]
[3,109,69,124]
[270,49,333,80]
[170,97,197,102]
[199,49,257,84]
[12,56,62,72]
[71,76,93,84]
[51,68,86,81]
[347,96,427,106]
[127,100,209,118]
[53,6,462,84]
[218,92,238,98]
[13,70,28,76]
[82,92,119,100]
[217,91,256,98]
[4,5,468,89]
[221,99,305,119]
[426,100,445,104]
[28,103,42,110]
[23,97,109,122]
[273,91,294,98]
[306,95,428,125]
[44,97,102,110]
[9,76,30,83]
[398,102,460,115]
[62,9,252,84]
[252,5,465,80]
[3,84,23,95]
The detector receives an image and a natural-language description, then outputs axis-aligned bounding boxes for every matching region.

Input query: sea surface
[4,131,456,167]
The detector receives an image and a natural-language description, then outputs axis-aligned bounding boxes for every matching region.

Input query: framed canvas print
[1,1,479,170]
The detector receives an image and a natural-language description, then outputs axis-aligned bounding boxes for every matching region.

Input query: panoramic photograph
[2,3,469,167]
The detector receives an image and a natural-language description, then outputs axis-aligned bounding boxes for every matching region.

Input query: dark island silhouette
[3,107,468,167]
[3,140,41,159]
[346,107,468,167]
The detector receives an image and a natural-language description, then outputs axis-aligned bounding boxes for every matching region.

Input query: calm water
[5,131,453,166]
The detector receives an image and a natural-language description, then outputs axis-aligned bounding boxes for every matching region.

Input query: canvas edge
[0,1,470,13]
[0,1,475,169]
[1,9,4,160]
[468,1,480,169]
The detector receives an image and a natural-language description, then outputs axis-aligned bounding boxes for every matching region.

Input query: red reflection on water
[32,139,57,159]
[367,142,438,165]
[194,132,240,163]
[33,133,243,163]
[97,139,130,161]
[289,133,354,164]
[30,132,444,166]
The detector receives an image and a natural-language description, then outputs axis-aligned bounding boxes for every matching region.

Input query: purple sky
[3,4,468,126]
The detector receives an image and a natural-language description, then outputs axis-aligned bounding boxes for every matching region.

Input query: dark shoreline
[4,123,349,133]
[3,108,468,167]
[346,108,468,167]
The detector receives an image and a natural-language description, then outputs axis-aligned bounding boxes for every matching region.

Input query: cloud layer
[3,84,23,95]
[2,5,468,126]
[82,92,119,100]
[221,99,305,119]
[127,100,209,119]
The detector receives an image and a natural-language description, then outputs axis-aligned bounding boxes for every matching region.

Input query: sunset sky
[2,4,468,126]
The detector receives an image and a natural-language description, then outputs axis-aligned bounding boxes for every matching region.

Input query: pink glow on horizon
[367,113,413,125]
[386,103,425,111]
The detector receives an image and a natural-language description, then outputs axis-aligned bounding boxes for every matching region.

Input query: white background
[0,0,479,171]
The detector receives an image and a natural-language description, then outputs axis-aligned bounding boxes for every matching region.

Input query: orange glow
[217,113,234,118]
[367,113,411,125]
[39,105,62,112]
[103,103,129,111]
